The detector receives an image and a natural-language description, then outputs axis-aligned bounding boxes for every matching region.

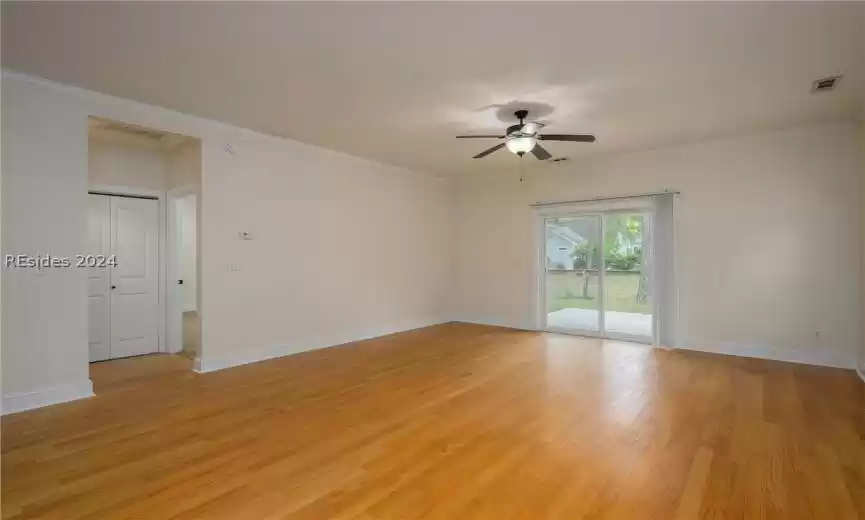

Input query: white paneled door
[87,195,112,361]
[88,194,159,361]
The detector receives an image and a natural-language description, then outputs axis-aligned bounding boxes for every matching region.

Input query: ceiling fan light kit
[505,134,537,155]
[455,109,596,160]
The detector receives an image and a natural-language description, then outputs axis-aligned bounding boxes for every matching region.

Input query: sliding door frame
[534,199,657,345]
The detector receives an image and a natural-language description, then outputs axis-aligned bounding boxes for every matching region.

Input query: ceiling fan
[456,109,595,160]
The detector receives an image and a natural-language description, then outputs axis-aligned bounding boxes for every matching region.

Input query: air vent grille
[812,75,841,92]
[102,122,167,140]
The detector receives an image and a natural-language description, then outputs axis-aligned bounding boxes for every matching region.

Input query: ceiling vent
[811,75,841,92]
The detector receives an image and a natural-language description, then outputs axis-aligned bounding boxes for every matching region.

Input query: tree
[604,215,642,260]
[604,215,649,304]
[571,243,597,299]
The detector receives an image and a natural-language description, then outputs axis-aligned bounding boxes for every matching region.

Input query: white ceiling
[3,2,863,176]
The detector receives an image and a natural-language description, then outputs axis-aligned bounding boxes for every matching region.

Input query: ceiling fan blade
[473,143,506,159]
[531,144,552,160]
[456,135,504,139]
[539,134,596,142]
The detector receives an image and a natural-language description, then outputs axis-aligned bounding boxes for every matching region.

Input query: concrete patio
[547,308,652,338]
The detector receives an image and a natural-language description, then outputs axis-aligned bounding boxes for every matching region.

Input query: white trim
[194,318,446,373]
[88,185,167,355]
[452,318,854,369]
[455,315,537,331]
[675,341,855,370]
[2,380,94,415]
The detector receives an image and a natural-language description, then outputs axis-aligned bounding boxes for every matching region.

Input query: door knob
[178,279,184,285]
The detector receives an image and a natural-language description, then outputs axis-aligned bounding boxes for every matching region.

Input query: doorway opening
[86,117,202,371]
[536,194,677,346]
[169,191,198,359]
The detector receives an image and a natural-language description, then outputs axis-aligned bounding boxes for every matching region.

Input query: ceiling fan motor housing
[506,123,523,136]
[509,109,531,136]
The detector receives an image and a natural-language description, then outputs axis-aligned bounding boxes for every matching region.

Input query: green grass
[546,271,651,314]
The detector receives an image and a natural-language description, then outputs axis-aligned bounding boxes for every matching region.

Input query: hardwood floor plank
[2,323,863,519]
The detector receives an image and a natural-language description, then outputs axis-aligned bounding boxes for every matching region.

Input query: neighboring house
[546,225,586,269]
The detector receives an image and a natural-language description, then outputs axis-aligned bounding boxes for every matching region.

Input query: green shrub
[605,250,641,270]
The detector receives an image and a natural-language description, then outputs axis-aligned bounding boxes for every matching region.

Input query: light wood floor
[182,310,200,359]
[2,323,864,519]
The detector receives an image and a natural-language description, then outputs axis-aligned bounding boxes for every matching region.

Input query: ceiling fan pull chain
[519,155,525,183]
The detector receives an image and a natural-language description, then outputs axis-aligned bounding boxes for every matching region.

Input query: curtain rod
[530,190,680,207]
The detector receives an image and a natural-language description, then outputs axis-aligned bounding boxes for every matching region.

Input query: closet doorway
[87,193,160,361]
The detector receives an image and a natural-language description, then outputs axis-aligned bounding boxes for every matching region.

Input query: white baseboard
[453,315,537,332]
[674,341,854,369]
[2,379,94,415]
[194,317,447,373]
[451,317,854,370]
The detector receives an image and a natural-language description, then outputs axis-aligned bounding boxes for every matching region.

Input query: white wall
[453,122,863,369]
[1,71,452,411]
[88,137,167,190]
[1,73,93,409]
[167,139,201,191]
[177,194,197,312]
[198,136,451,369]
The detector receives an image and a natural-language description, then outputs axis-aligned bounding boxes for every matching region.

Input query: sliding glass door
[543,211,653,342]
